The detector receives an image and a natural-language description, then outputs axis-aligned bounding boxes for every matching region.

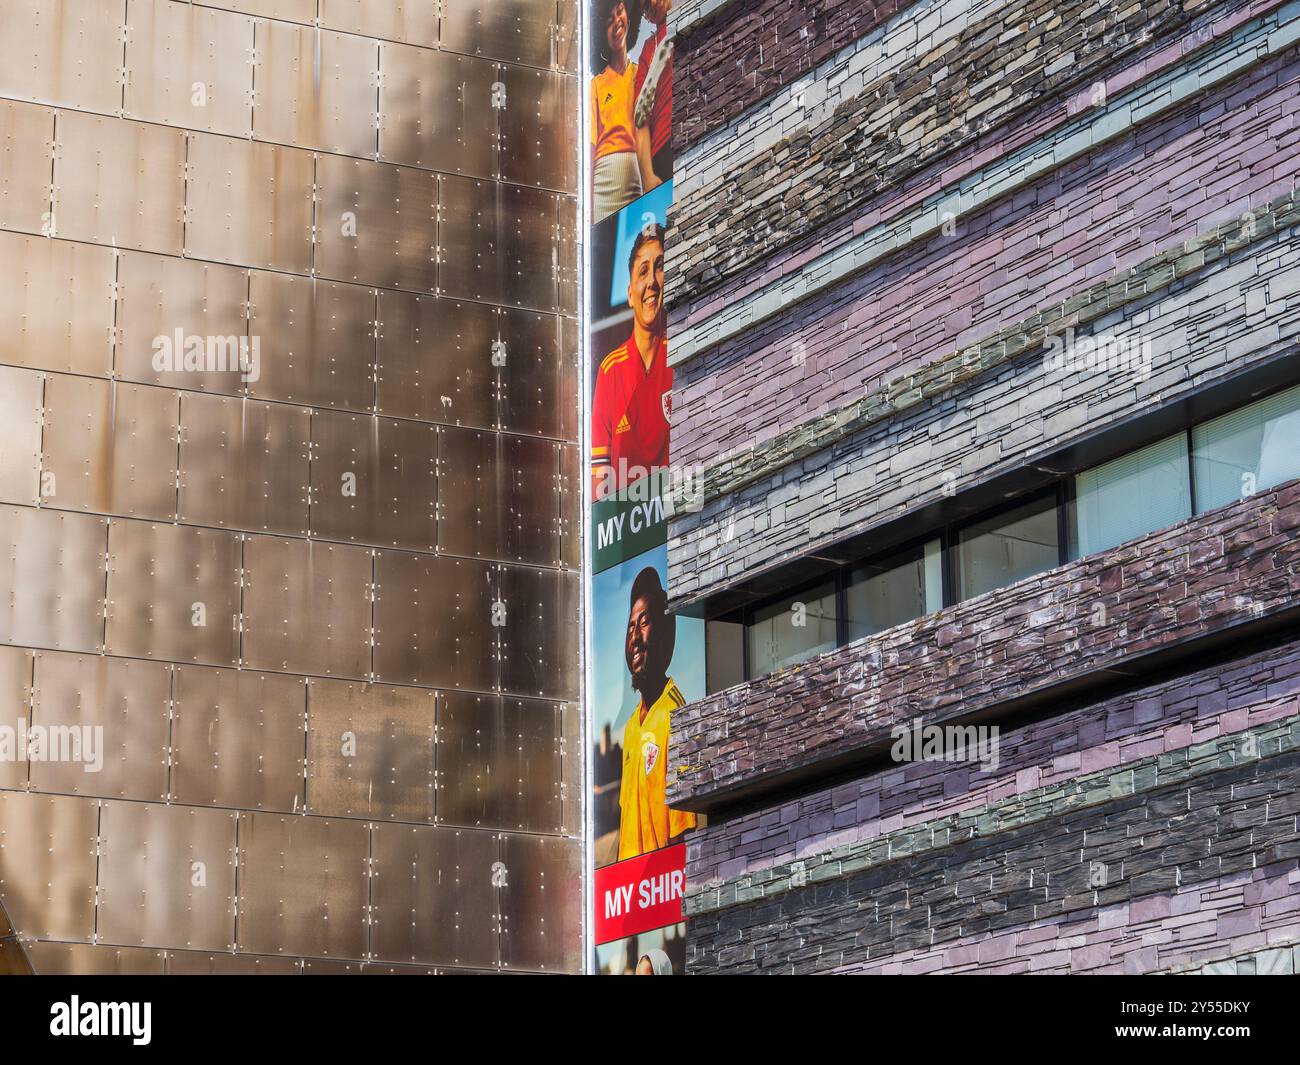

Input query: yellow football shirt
[618,677,697,861]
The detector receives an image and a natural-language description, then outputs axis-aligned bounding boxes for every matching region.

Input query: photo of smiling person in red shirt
[591,224,670,501]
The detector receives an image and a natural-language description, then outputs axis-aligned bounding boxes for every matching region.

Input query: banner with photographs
[587,0,691,972]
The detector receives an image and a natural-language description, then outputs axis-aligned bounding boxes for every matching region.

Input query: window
[1075,434,1191,555]
[845,540,942,642]
[1192,382,1300,513]
[745,581,838,676]
[956,494,1061,602]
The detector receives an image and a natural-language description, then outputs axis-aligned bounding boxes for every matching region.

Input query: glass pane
[1075,434,1191,556]
[845,540,942,642]
[705,618,744,694]
[1192,383,1300,513]
[957,495,1060,602]
[746,582,837,678]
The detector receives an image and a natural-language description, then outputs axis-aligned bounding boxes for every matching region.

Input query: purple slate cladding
[669,46,1300,471]
[666,479,1300,811]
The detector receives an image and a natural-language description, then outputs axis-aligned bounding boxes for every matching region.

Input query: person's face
[606,2,628,53]
[634,956,655,975]
[628,238,665,333]
[625,594,660,687]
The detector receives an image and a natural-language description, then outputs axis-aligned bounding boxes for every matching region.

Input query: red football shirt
[634,24,672,158]
[591,332,672,499]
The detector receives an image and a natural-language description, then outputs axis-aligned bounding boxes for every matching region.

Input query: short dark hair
[630,566,667,617]
[628,223,665,278]
[593,0,642,70]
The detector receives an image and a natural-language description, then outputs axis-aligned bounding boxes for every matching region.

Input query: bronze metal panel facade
[178,392,311,535]
[105,520,242,666]
[0,100,53,233]
[25,941,166,975]
[310,411,438,550]
[321,0,439,47]
[29,651,171,802]
[168,950,302,975]
[373,551,496,691]
[0,0,124,113]
[0,791,99,942]
[53,110,186,254]
[41,376,180,521]
[370,823,499,968]
[438,427,561,566]
[124,0,256,137]
[253,20,378,158]
[208,0,316,24]
[185,132,315,272]
[0,646,33,791]
[247,271,376,411]
[496,565,580,701]
[375,293,497,429]
[499,66,579,194]
[441,0,555,69]
[314,153,437,292]
[379,45,497,178]
[437,692,563,833]
[306,678,435,822]
[241,534,373,679]
[498,307,569,439]
[0,506,106,653]
[97,800,238,951]
[0,230,115,376]
[0,366,43,506]
[499,832,582,972]
[171,666,307,813]
[235,811,370,958]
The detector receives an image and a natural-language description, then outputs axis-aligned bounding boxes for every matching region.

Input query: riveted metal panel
[41,375,180,521]
[0,231,114,377]
[0,100,53,232]
[438,428,560,567]
[314,153,437,293]
[124,0,255,137]
[105,519,242,666]
[310,411,438,550]
[26,940,166,975]
[556,0,579,73]
[559,441,580,569]
[497,307,565,438]
[247,271,376,411]
[53,110,186,254]
[370,822,498,968]
[97,800,238,951]
[560,700,581,836]
[375,293,496,429]
[115,251,249,394]
[242,535,372,679]
[254,21,378,159]
[185,132,315,273]
[208,0,316,24]
[496,564,579,700]
[437,691,562,833]
[441,0,554,69]
[320,0,438,46]
[171,666,306,813]
[0,646,34,790]
[0,791,99,942]
[168,950,302,974]
[499,832,581,972]
[0,505,106,653]
[0,365,43,506]
[379,45,496,178]
[302,957,364,973]
[499,66,578,194]
[440,177,572,313]
[558,315,579,440]
[178,393,311,535]
[373,551,496,691]
[0,0,124,113]
[236,811,370,959]
[30,651,171,801]
[306,678,434,822]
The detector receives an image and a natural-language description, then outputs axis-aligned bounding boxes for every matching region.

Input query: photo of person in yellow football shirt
[618,566,697,860]
[590,0,643,223]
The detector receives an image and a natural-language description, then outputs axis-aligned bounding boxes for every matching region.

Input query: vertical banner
[587,0,692,974]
